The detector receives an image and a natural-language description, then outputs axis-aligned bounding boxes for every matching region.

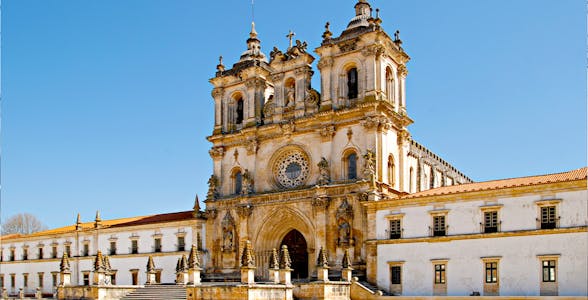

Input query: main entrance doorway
[280,229,308,279]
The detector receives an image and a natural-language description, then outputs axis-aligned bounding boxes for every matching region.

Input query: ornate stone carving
[188,244,202,269]
[270,73,285,82]
[359,192,369,202]
[338,39,357,52]
[322,22,332,41]
[241,169,254,195]
[318,125,335,138]
[279,245,292,269]
[347,128,353,142]
[397,65,408,77]
[236,204,254,218]
[211,87,224,99]
[281,121,295,136]
[209,146,225,159]
[221,212,235,251]
[285,86,295,108]
[317,157,330,185]
[360,116,379,129]
[312,196,330,209]
[246,138,258,155]
[263,96,275,119]
[361,116,392,130]
[60,252,71,272]
[273,149,310,189]
[337,220,351,246]
[244,79,257,88]
[269,47,285,62]
[204,208,218,220]
[316,247,329,268]
[206,175,219,201]
[317,57,334,69]
[336,199,354,220]
[305,88,320,109]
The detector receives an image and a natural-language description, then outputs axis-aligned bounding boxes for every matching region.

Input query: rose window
[274,150,310,188]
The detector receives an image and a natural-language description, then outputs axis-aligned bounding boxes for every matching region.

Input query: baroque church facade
[1,1,586,299]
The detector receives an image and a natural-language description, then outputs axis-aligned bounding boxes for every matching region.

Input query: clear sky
[1,0,586,229]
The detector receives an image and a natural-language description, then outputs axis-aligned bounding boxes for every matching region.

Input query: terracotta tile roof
[402,167,587,199]
[1,211,196,240]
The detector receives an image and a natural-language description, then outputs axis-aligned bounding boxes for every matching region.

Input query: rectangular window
[23,274,28,288]
[83,273,90,286]
[131,240,138,254]
[23,248,28,260]
[542,260,556,282]
[38,273,44,288]
[0,275,4,288]
[82,244,89,256]
[1,249,3,262]
[434,264,446,284]
[38,247,44,259]
[52,246,57,258]
[10,274,15,288]
[111,272,117,285]
[154,238,162,252]
[10,249,15,261]
[110,241,117,255]
[177,236,185,252]
[541,206,557,229]
[391,266,401,284]
[485,262,498,283]
[484,211,498,233]
[389,219,401,239]
[52,273,58,287]
[433,216,446,236]
[65,245,71,257]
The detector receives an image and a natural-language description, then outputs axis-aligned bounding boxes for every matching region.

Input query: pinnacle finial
[94,250,105,272]
[95,210,101,222]
[322,22,333,40]
[146,255,156,272]
[317,246,329,268]
[279,245,292,269]
[193,194,200,211]
[241,240,256,268]
[216,56,225,72]
[76,213,81,224]
[188,244,201,269]
[250,22,258,39]
[60,252,71,272]
[269,248,279,270]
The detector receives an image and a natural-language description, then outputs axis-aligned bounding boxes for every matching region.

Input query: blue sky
[1,0,586,229]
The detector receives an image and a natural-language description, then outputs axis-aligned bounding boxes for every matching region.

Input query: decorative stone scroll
[236,204,254,218]
[209,146,225,159]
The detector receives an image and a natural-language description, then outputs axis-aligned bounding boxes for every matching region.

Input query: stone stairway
[121,284,187,300]
[357,280,391,296]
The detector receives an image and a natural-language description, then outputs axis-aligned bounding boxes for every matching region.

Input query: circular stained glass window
[274,150,309,188]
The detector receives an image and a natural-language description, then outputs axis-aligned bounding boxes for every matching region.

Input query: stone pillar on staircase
[278,245,292,285]
[145,256,157,285]
[341,248,353,282]
[59,252,71,286]
[240,240,256,284]
[316,246,330,282]
[187,244,203,285]
[268,248,280,284]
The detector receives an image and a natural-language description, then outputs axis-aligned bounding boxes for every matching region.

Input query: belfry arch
[252,207,315,280]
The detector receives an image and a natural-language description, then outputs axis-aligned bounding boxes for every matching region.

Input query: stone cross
[286,30,295,48]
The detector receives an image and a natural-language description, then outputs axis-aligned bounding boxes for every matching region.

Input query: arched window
[385,67,394,103]
[347,153,357,180]
[235,95,244,125]
[347,68,358,99]
[387,155,395,186]
[233,170,242,195]
[409,167,414,193]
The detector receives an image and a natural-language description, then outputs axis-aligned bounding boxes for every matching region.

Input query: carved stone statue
[305,88,320,109]
[223,228,233,251]
[241,169,254,195]
[285,86,295,108]
[363,150,376,186]
[206,175,218,201]
[317,157,330,185]
[263,95,275,119]
[338,220,351,245]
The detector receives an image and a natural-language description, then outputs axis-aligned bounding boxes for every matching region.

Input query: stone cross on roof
[286,30,295,48]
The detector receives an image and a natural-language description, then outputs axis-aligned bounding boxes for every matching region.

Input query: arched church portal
[281,229,308,280]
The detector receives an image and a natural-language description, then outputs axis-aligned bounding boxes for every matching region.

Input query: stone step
[121,285,187,300]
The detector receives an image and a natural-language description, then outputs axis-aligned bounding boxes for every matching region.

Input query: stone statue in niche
[304,88,320,109]
[285,86,295,108]
[363,150,376,187]
[222,228,233,251]
[241,169,254,195]
[221,212,235,251]
[317,157,330,185]
[338,220,351,246]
